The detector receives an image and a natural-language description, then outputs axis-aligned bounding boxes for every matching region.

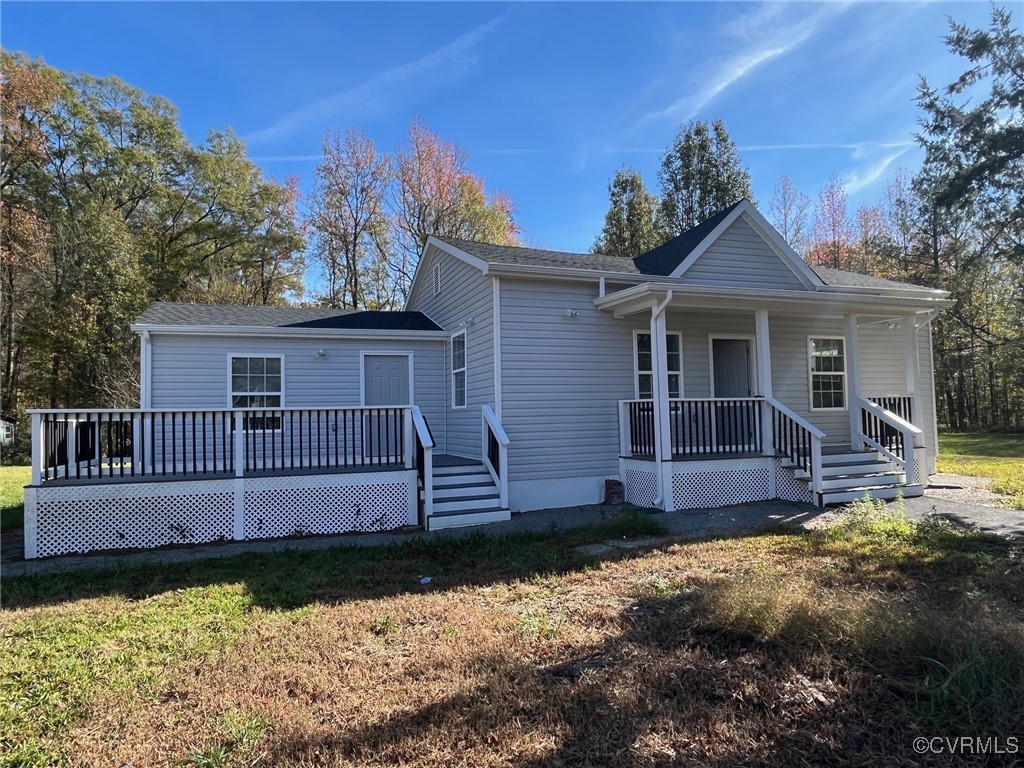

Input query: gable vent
[432,263,442,296]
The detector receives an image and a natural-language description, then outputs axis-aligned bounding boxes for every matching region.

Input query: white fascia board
[594,281,954,316]
[129,324,448,341]
[816,283,951,299]
[486,263,644,283]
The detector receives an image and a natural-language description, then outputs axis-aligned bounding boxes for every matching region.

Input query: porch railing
[619,398,763,458]
[855,396,922,485]
[868,395,913,425]
[766,396,825,493]
[411,406,435,520]
[29,406,416,485]
[482,404,509,508]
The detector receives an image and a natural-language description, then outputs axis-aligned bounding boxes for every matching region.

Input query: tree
[306,128,390,308]
[657,118,752,235]
[808,173,854,269]
[592,167,660,257]
[389,118,517,301]
[916,5,1024,263]
[767,175,811,255]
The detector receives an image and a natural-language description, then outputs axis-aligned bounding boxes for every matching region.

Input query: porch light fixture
[886,321,902,330]
[459,316,475,327]
[564,309,580,318]
[316,348,329,358]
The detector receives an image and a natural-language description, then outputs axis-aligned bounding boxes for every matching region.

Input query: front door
[363,355,410,462]
[711,338,754,450]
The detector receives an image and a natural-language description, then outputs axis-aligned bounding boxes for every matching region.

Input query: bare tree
[768,175,811,256]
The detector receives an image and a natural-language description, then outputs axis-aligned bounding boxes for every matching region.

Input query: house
[22,200,952,559]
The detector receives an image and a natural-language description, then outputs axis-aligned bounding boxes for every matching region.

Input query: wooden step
[427,507,511,530]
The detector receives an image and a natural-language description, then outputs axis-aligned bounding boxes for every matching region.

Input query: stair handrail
[481,404,509,508]
[411,406,434,520]
[765,396,825,499]
[855,396,921,485]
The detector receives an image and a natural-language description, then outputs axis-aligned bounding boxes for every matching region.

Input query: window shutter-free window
[451,332,466,408]
[809,338,846,410]
[636,333,681,399]
[230,355,283,429]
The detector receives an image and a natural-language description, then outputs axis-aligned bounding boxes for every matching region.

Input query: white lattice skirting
[774,460,814,504]
[671,460,771,510]
[25,470,417,558]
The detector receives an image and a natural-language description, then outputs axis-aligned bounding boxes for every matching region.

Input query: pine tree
[657,118,753,235]
[592,167,661,257]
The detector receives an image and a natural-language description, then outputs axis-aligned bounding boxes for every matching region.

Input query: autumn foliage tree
[808,173,854,269]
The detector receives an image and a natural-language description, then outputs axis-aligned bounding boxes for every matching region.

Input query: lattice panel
[671,467,770,510]
[623,468,658,508]
[774,461,814,504]
[244,472,413,539]
[34,481,234,557]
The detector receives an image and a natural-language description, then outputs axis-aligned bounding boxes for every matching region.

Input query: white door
[363,355,410,462]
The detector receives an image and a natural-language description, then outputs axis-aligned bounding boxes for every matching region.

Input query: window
[451,331,466,408]
[432,263,442,296]
[809,337,846,410]
[230,355,283,429]
[635,332,682,399]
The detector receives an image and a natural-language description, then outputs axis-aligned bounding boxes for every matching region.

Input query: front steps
[427,460,511,530]
[787,448,924,506]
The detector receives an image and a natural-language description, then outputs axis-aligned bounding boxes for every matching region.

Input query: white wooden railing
[29,406,418,485]
[765,396,826,497]
[411,406,434,520]
[855,396,923,485]
[481,404,509,508]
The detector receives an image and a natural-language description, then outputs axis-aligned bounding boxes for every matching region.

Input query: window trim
[226,353,285,430]
[633,330,683,400]
[807,336,847,412]
[451,330,467,410]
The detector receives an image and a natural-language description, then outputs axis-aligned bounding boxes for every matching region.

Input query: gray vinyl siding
[500,278,636,483]
[679,217,808,291]
[768,315,851,446]
[859,323,907,397]
[667,311,756,398]
[407,248,494,457]
[148,334,446,449]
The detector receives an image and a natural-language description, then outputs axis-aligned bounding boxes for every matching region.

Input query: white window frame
[227,353,285,430]
[807,336,847,411]
[633,330,683,400]
[432,263,442,296]
[451,330,467,409]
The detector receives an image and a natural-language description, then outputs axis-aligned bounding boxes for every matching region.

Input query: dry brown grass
[3,512,1023,767]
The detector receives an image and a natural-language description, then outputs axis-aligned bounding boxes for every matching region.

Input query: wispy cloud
[250,154,321,163]
[844,147,912,194]
[246,13,506,145]
[740,141,914,152]
[632,2,849,130]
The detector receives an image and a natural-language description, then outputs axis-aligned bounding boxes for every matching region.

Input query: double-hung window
[451,331,466,408]
[230,355,283,429]
[808,337,846,410]
[635,332,682,399]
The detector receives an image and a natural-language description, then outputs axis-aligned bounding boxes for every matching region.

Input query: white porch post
[845,314,862,450]
[755,310,774,457]
[904,314,923,444]
[30,412,42,486]
[651,305,673,511]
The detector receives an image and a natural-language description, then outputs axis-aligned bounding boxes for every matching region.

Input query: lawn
[2,505,1022,767]
[0,465,29,531]
[938,432,1024,509]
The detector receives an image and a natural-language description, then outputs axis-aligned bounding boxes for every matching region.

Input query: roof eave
[486,262,643,282]
[130,324,448,340]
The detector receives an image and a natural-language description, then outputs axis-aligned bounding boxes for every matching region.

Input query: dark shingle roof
[438,238,641,274]
[632,200,745,275]
[135,303,442,331]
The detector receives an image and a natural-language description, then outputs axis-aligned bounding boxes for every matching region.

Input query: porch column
[650,305,673,511]
[755,310,774,457]
[845,314,862,450]
[904,313,924,448]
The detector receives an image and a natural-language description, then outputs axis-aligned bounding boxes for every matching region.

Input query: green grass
[0,465,29,531]
[938,432,1024,509]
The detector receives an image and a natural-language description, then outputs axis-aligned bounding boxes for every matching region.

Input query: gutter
[129,325,449,341]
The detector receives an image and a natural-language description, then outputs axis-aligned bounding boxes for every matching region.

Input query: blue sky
[1,1,994,254]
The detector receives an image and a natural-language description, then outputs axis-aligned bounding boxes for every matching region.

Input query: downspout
[140,331,152,408]
[651,290,673,507]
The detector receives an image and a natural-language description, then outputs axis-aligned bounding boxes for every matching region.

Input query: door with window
[711,338,754,450]
[363,355,410,463]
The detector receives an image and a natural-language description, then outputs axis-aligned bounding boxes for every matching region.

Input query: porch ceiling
[593,282,954,319]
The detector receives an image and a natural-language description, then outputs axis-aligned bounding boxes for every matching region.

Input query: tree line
[0,6,1019,460]
[591,7,1023,432]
